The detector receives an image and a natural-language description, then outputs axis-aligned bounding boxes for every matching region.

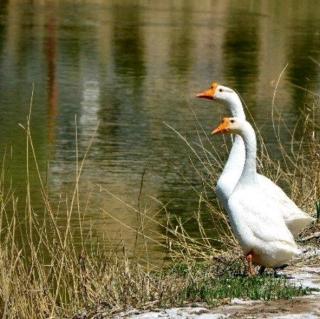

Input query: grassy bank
[0,98,318,318]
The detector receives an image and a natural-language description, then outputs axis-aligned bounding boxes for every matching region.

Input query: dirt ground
[211,293,320,318]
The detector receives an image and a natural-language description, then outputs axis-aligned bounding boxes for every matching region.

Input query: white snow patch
[297,247,320,260]
[286,267,320,290]
[117,307,228,319]
[269,313,319,319]
[230,298,258,305]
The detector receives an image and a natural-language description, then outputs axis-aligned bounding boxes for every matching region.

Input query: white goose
[197,82,314,236]
[212,117,300,274]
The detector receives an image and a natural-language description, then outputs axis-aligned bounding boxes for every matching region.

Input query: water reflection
[0,0,319,260]
[168,1,193,75]
[286,5,320,118]
[45,6,58,144]
[222,1,260,111]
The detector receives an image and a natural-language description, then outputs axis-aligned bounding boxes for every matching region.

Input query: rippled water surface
[0,0,320,259]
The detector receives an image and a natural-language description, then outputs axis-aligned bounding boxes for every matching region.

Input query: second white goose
[197,82,314,236]
[212,117,300,275]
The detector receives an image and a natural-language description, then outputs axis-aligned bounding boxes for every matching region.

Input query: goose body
[197,82,314,236]
[212,118,300,270]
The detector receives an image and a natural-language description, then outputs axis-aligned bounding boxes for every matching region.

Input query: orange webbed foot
[246,252,256,276]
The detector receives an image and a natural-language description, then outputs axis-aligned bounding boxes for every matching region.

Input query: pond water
[0,0,319,260]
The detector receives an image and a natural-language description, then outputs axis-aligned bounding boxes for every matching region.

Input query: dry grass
[0,89,318,318]
[0,95,237,318]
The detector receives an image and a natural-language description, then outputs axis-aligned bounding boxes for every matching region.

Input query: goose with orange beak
[212,117,299,275]
[196,82,314,237]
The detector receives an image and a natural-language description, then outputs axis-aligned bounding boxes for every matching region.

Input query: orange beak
[196,82,219,100]
[196,87,215,100]
[211,119,230,135]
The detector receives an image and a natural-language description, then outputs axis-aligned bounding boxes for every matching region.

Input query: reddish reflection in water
[44,7,58,145]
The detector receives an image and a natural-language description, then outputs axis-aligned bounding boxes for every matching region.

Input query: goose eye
[230,119,235,123]
[219,88,223,92]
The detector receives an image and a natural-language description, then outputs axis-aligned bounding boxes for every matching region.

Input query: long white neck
[236,122,258,186]
[216,93,246,203]
[221,93,246,179]
[221,93,246,119]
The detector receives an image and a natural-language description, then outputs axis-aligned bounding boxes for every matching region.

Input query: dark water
[0,0,319,259]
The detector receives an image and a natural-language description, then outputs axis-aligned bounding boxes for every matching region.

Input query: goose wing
[228,189,296,246]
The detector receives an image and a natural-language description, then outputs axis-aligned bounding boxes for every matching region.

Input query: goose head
[196,82,237,102]
[196,82,245,119]
[211,117,246,135]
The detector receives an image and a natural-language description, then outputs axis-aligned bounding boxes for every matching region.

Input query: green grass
[184,275,311,305]
[160,262,312,307]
